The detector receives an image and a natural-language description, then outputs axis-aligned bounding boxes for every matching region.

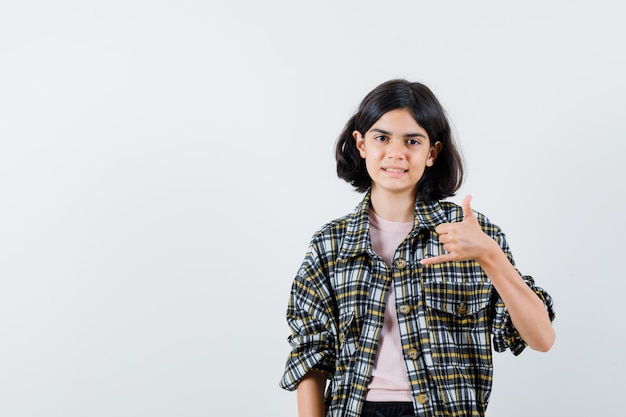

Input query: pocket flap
[424,281,490,317]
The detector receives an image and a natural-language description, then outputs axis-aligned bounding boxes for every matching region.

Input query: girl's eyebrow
[370,128,427,138]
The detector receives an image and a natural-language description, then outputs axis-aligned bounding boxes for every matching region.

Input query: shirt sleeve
[480,216,556,355]
[491,274,556,355]
[280,241,337,391]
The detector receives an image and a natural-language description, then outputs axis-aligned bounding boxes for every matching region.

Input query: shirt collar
[338,191,449,260]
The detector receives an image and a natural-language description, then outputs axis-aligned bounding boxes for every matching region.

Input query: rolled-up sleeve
[491,274,556,355]
[280,244,337,391]
[486,222,556,355]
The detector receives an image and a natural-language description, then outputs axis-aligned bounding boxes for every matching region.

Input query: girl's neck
[369,188,416,223]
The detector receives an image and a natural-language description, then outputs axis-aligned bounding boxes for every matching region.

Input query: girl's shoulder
[311,196,370,242]
[311,211,355,242]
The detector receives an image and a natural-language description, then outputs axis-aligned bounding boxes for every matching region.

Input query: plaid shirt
[280,192,555,417]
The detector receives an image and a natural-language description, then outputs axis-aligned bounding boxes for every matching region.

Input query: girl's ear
[353,130,366,158]
[426,141,443,167]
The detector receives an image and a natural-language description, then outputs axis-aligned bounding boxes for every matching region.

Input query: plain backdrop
[1,1,624,416]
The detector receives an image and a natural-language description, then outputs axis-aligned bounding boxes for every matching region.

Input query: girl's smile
[382,166,408,175]
[353,108,441,198]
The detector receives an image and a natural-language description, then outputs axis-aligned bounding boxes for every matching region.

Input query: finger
[462,194,476,221]
[435,223,451,234]
[438,234,451,244]
[420,254,453,265]
[442,243,455,253]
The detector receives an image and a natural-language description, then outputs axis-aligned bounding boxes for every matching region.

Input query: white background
[1,1,624,416]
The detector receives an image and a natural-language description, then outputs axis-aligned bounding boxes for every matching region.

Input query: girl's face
[353,108,441,199]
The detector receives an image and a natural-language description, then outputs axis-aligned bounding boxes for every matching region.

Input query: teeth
[384,168,406,173]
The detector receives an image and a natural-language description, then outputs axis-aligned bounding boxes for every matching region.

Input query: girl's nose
[387,139,405,158]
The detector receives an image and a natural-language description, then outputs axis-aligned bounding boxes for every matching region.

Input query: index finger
[420,254,453,265]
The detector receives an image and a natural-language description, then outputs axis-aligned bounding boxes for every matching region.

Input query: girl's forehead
[370,108,426,131]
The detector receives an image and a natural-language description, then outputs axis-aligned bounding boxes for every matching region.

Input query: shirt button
[457,301,468,316]
[406,348,419,360]
[398,304,411,315]
[417,393,430,404]
[394,258,407,269]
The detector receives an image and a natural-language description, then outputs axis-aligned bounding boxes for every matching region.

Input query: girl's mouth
[383,167,407,173]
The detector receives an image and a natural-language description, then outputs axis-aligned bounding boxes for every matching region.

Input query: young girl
[280,79,555,417]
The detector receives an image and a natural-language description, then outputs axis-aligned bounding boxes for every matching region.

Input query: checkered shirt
[280,192,555,417]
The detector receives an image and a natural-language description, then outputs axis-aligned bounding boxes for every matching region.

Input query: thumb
[462,195,476,221]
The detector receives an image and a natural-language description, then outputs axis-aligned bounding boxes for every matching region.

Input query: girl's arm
[297,370,326,417]
[420,195,555,352]
[472,235,555,351]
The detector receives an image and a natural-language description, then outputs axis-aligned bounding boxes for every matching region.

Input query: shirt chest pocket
[333,310,361,379]
[424,280,491,320]
[338,310,358,355]
[422,263,492,321]
[421,266,494,367]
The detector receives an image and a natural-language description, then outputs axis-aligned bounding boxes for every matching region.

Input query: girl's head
[335,79,464,201]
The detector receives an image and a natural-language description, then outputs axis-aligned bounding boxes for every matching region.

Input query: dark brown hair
[335,79,464,201]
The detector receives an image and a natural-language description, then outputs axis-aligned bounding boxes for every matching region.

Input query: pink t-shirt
[366,210,414,402]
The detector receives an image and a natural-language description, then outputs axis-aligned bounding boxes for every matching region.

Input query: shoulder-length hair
[335,79,464,201]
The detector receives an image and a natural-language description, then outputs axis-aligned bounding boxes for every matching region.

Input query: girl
[280,79,555,417]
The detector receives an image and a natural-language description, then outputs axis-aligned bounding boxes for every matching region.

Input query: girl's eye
[407,139,420,145]
[374,135,387,142]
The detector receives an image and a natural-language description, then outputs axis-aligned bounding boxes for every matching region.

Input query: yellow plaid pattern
[280,192,555,417]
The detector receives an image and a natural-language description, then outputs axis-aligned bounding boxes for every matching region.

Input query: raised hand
[419,196,556,351]
[420,195,495,265]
